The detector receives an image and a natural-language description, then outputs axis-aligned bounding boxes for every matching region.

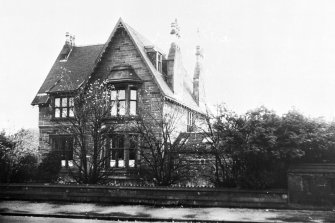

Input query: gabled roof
[116,19,204,113]
[32,18,205,114]
[31,44,104,105]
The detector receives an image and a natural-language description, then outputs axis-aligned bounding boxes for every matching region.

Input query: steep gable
[31,18,205,114]
[96,19,204,113]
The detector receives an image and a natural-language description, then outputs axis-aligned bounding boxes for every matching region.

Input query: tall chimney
[193,44,202,105]
[65,32,71,45]
[65,32,75,46]
[166,19,182,93]
[60,32,75,61]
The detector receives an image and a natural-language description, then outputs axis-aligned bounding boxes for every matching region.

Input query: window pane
[111,150,116,159]
[129,160,135,167]
[118,149,124,159]
[129,149,136,160]
[111,90,117,100]
[119,135,124,148]
[62,98,68,107]
[69,97,74,106]
[129,136,137,149]
[69,108,74,117]
[66,150,73,160]
[110,160,116,167]
[110,99,117,108]
[130,90,137,100]
[119,101,126,115]
[130,101,137,115]
[62,108,68,117]
[61,160,66,167]
[111,137,116,148]
[55,98,60,107]
[111,103,117,116]
[118,160,125,167]
[118,90,125,100]
[55,108,60,118]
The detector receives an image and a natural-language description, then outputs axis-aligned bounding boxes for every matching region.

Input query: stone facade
[32,18,206,180]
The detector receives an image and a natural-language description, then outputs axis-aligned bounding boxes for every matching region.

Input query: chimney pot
[65,32,75,46]
[65,32,71,45]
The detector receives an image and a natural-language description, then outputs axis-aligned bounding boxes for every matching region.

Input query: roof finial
[170,18,180,39]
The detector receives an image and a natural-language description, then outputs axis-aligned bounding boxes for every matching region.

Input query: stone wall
[288,163,335,209]
[0,184,287,209]
[38,105,56,156]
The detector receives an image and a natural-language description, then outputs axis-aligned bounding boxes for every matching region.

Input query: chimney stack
[60,32,75,61]
[166,19,183,93]
[65,32,75,46]
[193,39,203,105]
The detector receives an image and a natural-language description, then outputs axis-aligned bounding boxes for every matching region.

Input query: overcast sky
[1,0,335,132]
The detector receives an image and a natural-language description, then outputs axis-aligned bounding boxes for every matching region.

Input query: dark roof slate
[176,132,211,147]
[31,44,104,105]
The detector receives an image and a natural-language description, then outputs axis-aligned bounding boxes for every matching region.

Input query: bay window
[129,135,138,167]
[130,89,137,116]
[111,90,126,116]
[110,135,125,167]
[107,134,138,168]
[110,87,137,116]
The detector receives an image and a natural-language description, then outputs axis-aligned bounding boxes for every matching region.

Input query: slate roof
[175,132,212,153]
[31,44,104,105]
[32,18,205,114]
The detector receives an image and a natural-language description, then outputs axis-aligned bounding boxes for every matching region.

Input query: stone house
[31,18,206,179]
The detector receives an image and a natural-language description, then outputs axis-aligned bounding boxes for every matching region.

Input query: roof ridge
[122,20,204,114]
[124,22,166,54]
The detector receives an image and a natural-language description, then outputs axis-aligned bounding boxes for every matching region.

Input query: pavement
[0,200,335,222]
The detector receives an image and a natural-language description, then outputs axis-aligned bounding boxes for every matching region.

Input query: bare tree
[54,80,118,184]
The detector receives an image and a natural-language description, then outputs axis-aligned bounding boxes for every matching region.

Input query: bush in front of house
[205,106,335,189]
[0,129,39,183]
[35,150,62,183]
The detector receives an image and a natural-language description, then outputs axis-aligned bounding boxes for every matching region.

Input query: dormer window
[145,46,163,73]
[157,53,163,73]
[54,96,74,118]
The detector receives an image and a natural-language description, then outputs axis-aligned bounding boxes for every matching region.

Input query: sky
[1,0,335,132]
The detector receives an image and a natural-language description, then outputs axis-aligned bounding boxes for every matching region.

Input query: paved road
[0,216,136,223]
[1,200,335,222]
